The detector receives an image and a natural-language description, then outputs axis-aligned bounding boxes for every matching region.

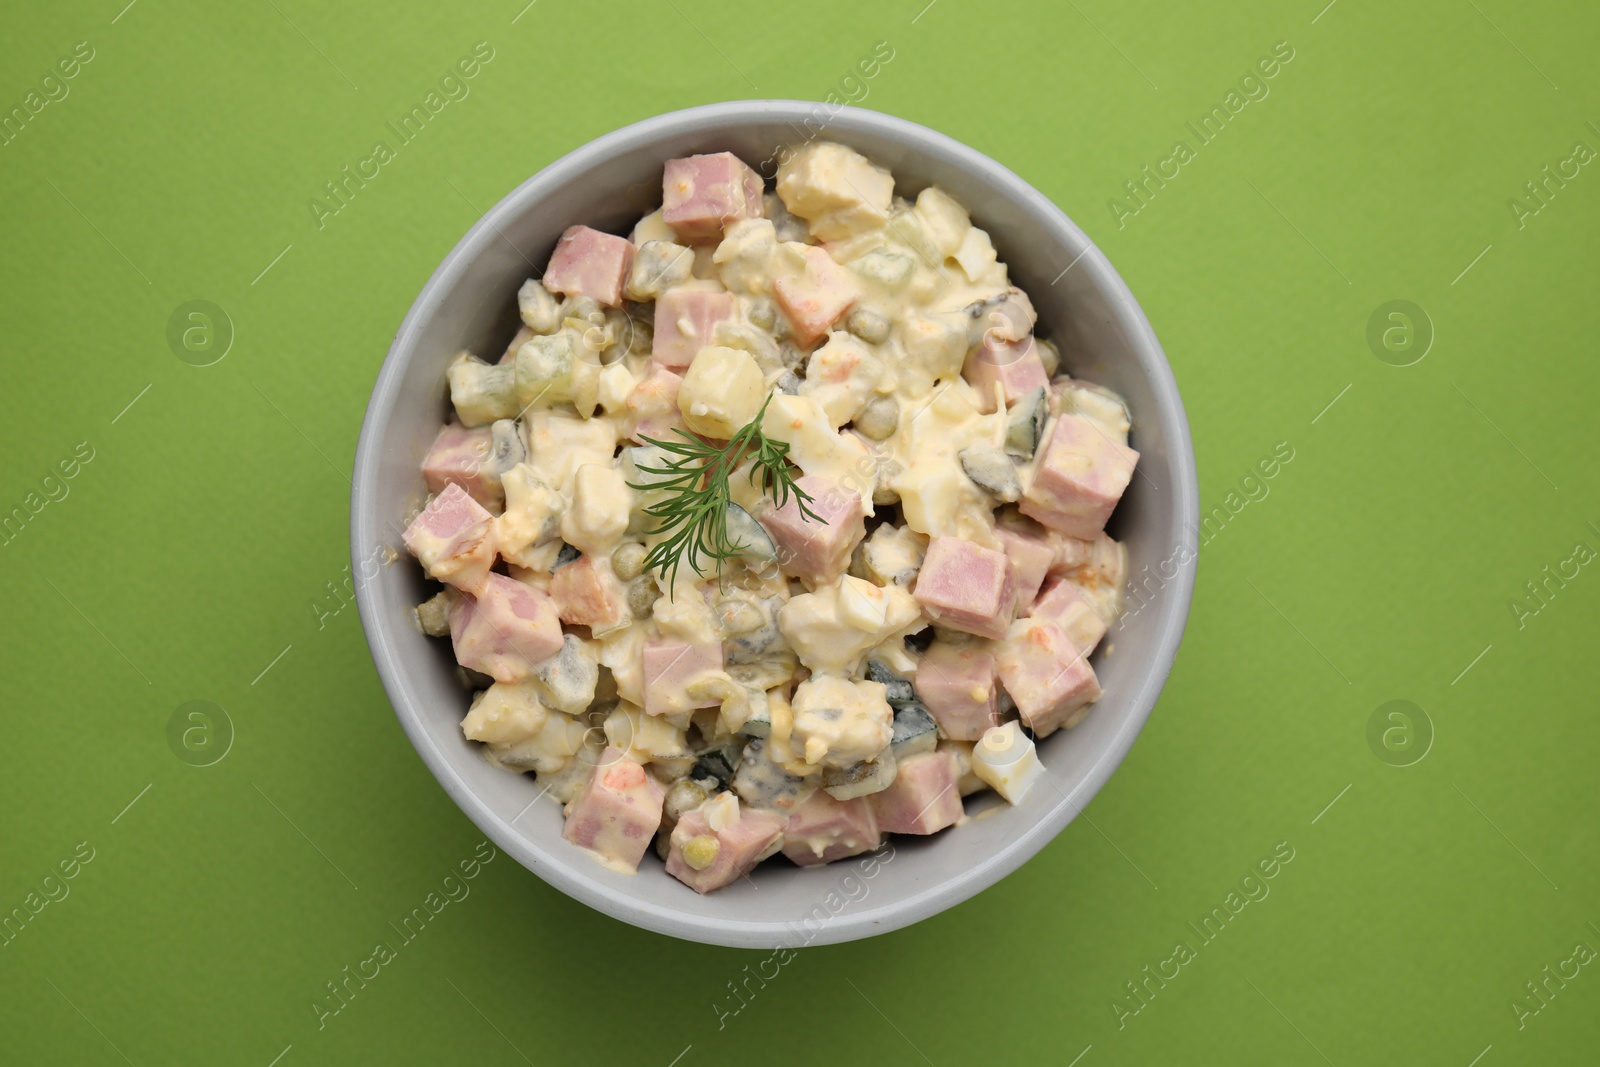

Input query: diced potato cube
[562,747,664,872]
[560,464,631,555]
[914,186,972,258]
[776,142,895,241]
[461,681,548,745]
[603,704,692,764]
[672,346,762,441]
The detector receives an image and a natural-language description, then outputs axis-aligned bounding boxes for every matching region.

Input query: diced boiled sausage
[421,423,499,510]
[1019,414,1139,540]
[651,289,736,370]
[662,152,765,243]
[781,789,881,866]
[1029,578,1107,655]
[403,482,497,592]
[666,797,787,893]
[993,520,1057,610]
[912,536,1018,641]
[773,245,860,346]
[448,572,564,682]
[914,641,1002,740]
[543,225,636,307]
[995,618,1102,737]
[641,637,724,715]
[963,334,1049,414]
[758,474,865,584]
[870,749,962,834]
[562,746,665,872]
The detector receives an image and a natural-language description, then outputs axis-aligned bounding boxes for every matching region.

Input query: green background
[3,0,1597,1063]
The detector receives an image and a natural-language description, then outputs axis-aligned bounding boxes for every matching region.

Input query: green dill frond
[627,392,820,592]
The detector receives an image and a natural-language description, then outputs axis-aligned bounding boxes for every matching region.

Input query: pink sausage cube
[774,245,860,346]
[543,225,635,307]
[448,572,564,683]
[623,363,687,443]
[403,482,497,593]
[914,641,1001,741]
[993,521,1056,610]
[562,746,665,872]
[781,789,881,867]
[666,799,788,893]
[758,474,865,584]
[661,152,764,243]
[549,554,629,634]
[870,749,962,835]
[1030,578,1107,655]
[641,638,724,715]
[995,619,1102,737]
[1019,414,1139,540]
[912,536,1019,641]
[421,422,500,511]
[1052,533,1097,574]
[963,335,1049,414]
[1056,530,1126,594]
[651,289,736,370]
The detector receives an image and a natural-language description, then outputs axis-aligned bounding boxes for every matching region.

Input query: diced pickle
[724,504,776,563]
[1005,387,1048,459]
[764,191,809,243]
[890,704,938,759]
[723,596,792,669]
[514,332,578,410]
[691,744,742,792]
[531,633,598,715]
[713,320,784,377]
[866,659,917,708]
[517,278,563,334]
[822,752,897,801]
[621,444,676,490]
[487,419,525,476]
[959,444,1021,501]
[737,698,773,738]
[732,739,811,811]
[447,353,518,427]
[625,240,693,302]
[415,589,455,637]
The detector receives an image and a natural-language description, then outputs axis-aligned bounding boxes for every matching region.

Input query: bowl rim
[352,99,1199,947]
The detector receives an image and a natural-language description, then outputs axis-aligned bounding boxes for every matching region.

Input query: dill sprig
[629,392,820,591]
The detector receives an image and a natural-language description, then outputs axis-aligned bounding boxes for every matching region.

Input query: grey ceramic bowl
[352,100,1198,948]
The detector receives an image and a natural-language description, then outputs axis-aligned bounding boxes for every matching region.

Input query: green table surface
[4,0,1597,1063]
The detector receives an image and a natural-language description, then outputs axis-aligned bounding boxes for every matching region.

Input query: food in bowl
[400,142,1138,893]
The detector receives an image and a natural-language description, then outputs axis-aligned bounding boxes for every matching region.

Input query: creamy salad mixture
[402,143,1138,892]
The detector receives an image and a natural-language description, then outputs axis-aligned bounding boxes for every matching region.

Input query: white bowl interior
[352,101,1198,947]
